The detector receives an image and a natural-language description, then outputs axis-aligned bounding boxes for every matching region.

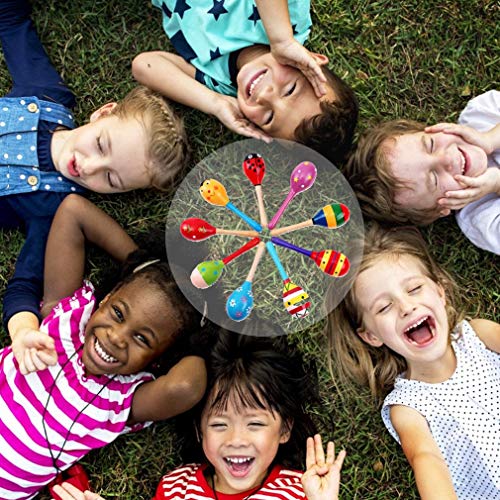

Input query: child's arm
[255,0,327,97]
[390,405,457,499]
[127,355,207,424]
[470,318,500,353]
[42,194,138,315]
[301,434,345,500]
[425,123,500,210]
[132,51,270,142]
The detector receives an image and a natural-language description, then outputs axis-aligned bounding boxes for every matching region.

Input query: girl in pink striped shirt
[0,195,208,499]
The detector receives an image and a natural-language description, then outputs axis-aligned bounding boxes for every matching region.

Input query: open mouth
[457,148,469,176]
[67,156,80,177]
[224,456,254,476]
[246,71,266,98]
[403,316,435,346]
[94,337,118,364]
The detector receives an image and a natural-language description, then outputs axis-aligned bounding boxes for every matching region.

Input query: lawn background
[0,0,498,498]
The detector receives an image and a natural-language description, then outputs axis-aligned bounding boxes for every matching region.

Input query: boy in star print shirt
[133,0,358,164]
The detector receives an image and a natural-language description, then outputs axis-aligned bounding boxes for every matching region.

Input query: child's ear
[90,102,118,122]
[311,53,329,66]
[279,419,293,444]
[357,327,384,347]
[439,208,451,217]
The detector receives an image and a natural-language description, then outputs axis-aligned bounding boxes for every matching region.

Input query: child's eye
[264,111,274,126]
[432,171,438,188]
[409,285,422,294]
[377,303,391,314]
[112,305,124,322]
[96,135,104,153]
[285,82,296,96]
[430,137,434,153]
[248,422,266,428]
[209,423,227,429]
[107,172,115,189]
[134,333,150,347]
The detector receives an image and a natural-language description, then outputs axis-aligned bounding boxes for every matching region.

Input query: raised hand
[213,94,272,143]
[439,167,500,211]
[51,482,104,500]
[301,434,346,500]
[271,38,328,98]
[11,327,57,375]
[425,123,497,154]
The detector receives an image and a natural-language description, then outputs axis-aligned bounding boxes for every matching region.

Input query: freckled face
[82,279,178,375]
[236,52,336,139]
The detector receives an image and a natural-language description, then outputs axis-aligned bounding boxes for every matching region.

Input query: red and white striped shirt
[153,463,306,500]
[0,283,153,499]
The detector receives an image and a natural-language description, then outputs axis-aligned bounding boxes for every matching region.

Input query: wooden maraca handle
[246,241,266,282]
[270,219,312,236]
[217,228,260,237]
[254,185,268,228]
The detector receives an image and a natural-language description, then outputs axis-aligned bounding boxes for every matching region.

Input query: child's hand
[438,167,500,211]
[213,95,272,143]
[301,434,346,500]
[11,327,57,375]
[271,39,328,98]
[51,482,103,500]
[425,123,496,154]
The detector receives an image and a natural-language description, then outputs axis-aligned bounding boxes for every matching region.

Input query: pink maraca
[268,161,317,229]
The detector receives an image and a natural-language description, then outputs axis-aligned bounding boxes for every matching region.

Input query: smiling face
[200,392,290,495]
[386,131,488,212]
[82,278,178,376]
[51,104,152,193]
[236,52,336,139]
[354,254,453,379]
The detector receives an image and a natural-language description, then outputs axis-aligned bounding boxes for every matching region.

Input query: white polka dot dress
[382,320,500,498]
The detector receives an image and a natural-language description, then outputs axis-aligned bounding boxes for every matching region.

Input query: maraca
[270,203,350,236]
[267,161,317,230]
[243,153,268,227]
[265,242,311,318]
[226,241,266,321]
[271,237,349,277]
[180,217,259,241]
[200,179,262,232]
[190,237,260,289]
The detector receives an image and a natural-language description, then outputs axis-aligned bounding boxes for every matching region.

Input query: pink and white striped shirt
[153,463,306,500]
[0,282,153,499]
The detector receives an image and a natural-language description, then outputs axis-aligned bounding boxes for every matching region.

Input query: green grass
[0,0,499,498]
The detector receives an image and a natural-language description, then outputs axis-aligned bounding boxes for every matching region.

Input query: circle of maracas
[271,237,350,277]
[199,179,262,232]
[190,237,261,289]
[265,242,311,319]
[226,241,266,321]
[270,203,350,237]
[243,153,268,227]
[268,161,317,229]
[180,217,259,242]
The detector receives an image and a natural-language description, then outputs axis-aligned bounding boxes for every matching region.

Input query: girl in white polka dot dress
[327,223,500,499]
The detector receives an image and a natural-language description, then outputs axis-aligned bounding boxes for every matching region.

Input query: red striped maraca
[200,179,262,231]
[190,237,260,289]
[180,218,259,241]
[271,237,349,277]
[268,161,317,229]
[243,153,268,227]
[270,203,350,236]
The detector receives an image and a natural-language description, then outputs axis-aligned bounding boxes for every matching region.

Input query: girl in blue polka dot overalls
[327,224,500,499]
[0,0,188,355]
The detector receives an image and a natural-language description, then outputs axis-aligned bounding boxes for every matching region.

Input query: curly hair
[326,223,463,399]
[345,120,441,225]
[111,86,189,190]
[294,67,358,165]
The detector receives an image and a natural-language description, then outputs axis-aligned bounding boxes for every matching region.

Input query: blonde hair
[345,120,441,225]
[112,86,189,190]
[326,223,462,399]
